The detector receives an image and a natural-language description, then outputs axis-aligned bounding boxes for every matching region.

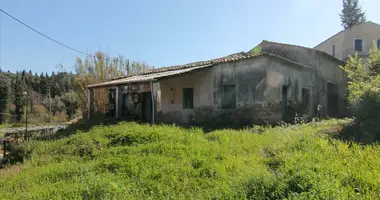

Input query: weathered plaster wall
[156,68,213,124]
[315,22,380,60]
[260,41,317,68]
[315,53,348,116]
[207,57,268,125]
[261,41,348,117]
[156,57,269,125]
[155,56,317,126]
[122,45,347,127]
[212,57,267,106]
[265,58,315,117]
[152,82,161,112]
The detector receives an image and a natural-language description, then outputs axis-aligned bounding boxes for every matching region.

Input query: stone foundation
[156,103,288,128]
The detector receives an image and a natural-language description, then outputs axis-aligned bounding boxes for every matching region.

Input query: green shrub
[341,42,380,143]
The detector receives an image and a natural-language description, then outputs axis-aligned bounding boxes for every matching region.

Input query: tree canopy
[0,51,152,124]
[341,41,380,143]
[340,0,366,29]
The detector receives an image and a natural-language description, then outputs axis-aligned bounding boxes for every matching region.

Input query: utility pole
[0,12,2,72]
[48,88,51,124]
[23,91,28,140]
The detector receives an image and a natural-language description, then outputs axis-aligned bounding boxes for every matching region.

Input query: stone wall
[156,103,282,128]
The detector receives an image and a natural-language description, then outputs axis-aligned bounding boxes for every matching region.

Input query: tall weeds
[74,52,153,113]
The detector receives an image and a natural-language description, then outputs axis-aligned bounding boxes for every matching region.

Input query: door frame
[282,85,288,121]
[140,92,153,123]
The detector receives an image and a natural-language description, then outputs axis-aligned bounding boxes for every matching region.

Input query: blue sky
[1,0,379,74]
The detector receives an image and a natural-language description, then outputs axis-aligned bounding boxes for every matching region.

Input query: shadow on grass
[170,120,265,133]
[335,119,380,145]
[32,111,354,142]
[34,112,268,141]
[333,93,380,145]
[178,122,245,133]
[34,113,122,141]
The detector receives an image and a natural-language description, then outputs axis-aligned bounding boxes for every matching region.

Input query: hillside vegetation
[0,51,152,125]
[0,119,379,199]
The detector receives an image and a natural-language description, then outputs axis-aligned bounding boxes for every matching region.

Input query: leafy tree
[367,46,380,75]
[60,91,80,119]
[74,51,153,113]
[340,0,366,29]
[13,73,24,122]
[0,73,10,123]
[33,74,41,94]
[3,83,14,123]
[0,51,151,125]
[341,41,380,142]
[43,95,66,114]
[39,73,48,95]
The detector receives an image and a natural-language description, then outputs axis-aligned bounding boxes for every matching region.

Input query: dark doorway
[107,88,116,117]
[141,92,152,123]
[122,94,129,117]
[327,82,338,117]
[282,85,288,120]
[302,88,311,115]
[222,85,237,109]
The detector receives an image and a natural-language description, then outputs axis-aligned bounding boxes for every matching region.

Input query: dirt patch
[316,121,348,136]
[0,164,24,179]
[67,116,83,125]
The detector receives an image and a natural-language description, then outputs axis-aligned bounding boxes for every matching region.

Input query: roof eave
[87,64,214,89]
[87,79,158,89]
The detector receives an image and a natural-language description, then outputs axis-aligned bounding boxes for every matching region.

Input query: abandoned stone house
[87,40,348,126]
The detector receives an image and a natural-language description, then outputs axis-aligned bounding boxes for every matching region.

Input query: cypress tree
[340,0,366,29]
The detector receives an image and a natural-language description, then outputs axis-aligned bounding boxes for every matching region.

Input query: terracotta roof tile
[89,52,313,88]
[112,52,248,80]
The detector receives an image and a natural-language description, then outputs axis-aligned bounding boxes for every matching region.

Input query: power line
[0,8,131,71]
[0,8,133,74]
[0,8,90,56]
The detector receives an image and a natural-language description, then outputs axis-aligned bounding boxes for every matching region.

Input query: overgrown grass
[0,124,10,129]
[0,122,59,130]
[0,119,379,199]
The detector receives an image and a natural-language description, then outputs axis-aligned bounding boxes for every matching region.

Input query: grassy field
[0,119,379,199]
[0,124,10,129]
[0,123,35,131]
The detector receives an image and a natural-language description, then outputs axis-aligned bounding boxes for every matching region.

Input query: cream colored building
[315,21,380,61]
[87,41,347,127]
